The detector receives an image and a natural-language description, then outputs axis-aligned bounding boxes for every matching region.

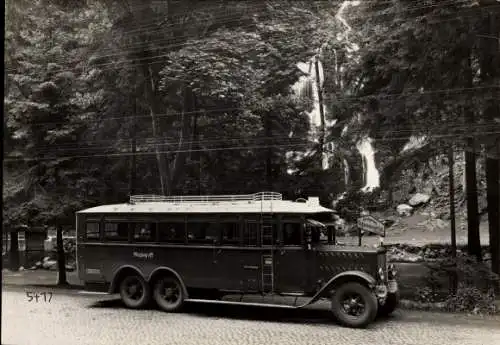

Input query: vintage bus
[76,192,399,328]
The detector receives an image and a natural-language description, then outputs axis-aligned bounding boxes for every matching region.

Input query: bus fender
[307,271,377,305]
[148,267,189,298]
[109,265,146,294]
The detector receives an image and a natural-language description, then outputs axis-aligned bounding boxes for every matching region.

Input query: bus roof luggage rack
[129,192,282,204]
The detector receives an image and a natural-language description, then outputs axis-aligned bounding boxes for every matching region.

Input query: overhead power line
[4,128,500,163]
[7,85,498,128]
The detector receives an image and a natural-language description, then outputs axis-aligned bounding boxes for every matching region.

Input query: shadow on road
[88,298,395,327]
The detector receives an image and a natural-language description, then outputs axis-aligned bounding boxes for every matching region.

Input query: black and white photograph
[2,0,500,344]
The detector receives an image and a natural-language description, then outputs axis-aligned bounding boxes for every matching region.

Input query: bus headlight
[378,267,385,282]
[388,264,397,280]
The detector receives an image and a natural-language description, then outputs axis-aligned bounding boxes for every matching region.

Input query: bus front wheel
[119,274,151,309]
[153,275,185,312]
[330,282,378,328]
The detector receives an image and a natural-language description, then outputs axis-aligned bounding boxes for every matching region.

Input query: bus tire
[153,275,185,312]
[119,274,151,309]
[330,282,378,328]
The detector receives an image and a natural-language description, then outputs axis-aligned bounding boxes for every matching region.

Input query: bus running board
[184,298,307,309]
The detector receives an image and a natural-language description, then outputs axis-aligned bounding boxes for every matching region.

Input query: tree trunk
[9,231,19,271]
[448,146,458,294]
[56,225,68,286]
[464,52,481,261]
[190,112,201,194]
[149,105,169,195]
[465,143,481,260]
[142,63,170,195]
[481,11,499,273]
[169,87,196,194]
[495,139,500,279]
[265,110,273,190]
[486,145,500,275]
[129,97,137,196]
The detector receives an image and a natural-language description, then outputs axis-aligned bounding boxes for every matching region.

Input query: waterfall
[336,1,380,193]
[343,158,349,185]
[288,0,381,197]
[356,137,380,192]
[289,57,332,171]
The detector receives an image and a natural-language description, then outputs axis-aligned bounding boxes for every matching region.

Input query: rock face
[42,260,57,270]
[397,204,413,217]
[409,193,431,207]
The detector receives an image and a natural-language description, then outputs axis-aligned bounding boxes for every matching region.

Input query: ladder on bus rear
[260,194,275,294]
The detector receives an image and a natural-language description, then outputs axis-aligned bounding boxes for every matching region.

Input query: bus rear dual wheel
[119,274,185,312]
[152,276,185,312]
[119,275,152,309]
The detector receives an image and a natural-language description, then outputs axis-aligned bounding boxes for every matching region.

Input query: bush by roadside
[13,237,77,272]
[387,243,491,262]
[406,255,500,315]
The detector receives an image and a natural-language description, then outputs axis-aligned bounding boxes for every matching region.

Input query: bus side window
[85,222,100,240]
[242,222,258,246]
[283,223,302,245]
[132,223,156,242]
[221,222,240,245]
[158,222,185,243]
[187,222,217,244]
[104,222,129,241]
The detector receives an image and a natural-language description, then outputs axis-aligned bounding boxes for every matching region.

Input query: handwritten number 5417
[26,292,53,303]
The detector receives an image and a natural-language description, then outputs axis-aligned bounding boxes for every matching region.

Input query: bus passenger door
[240,220,261,292]
[275,222,309,293]
[214,219,260,292]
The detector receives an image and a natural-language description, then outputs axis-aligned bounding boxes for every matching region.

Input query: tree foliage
[4,0,339,228]
[4,0,111,227]
[4,0,498,244]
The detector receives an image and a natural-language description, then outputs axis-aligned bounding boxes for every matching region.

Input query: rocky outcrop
[41,257,57,270]
[409,193,431,206]
[397,204,413,217]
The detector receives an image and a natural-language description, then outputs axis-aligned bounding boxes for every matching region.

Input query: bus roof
[77,193,335,215]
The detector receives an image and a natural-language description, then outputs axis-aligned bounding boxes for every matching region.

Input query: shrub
[428,255,499,292]
[424,255,499,314]
[415,286,441,304]
[445,285,497,315]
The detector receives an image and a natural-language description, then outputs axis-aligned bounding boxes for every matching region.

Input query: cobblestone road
[2,288,500,345]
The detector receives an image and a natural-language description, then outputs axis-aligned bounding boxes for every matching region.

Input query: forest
[4,0,500,274]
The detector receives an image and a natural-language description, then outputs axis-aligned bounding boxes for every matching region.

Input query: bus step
[184,298,298,309]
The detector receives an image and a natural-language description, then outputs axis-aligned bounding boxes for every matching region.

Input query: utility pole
[464,51,482,261]
[129,97,137,197]
[482,11,500,277]
[314,56,326,160]
[448,145,457,293]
